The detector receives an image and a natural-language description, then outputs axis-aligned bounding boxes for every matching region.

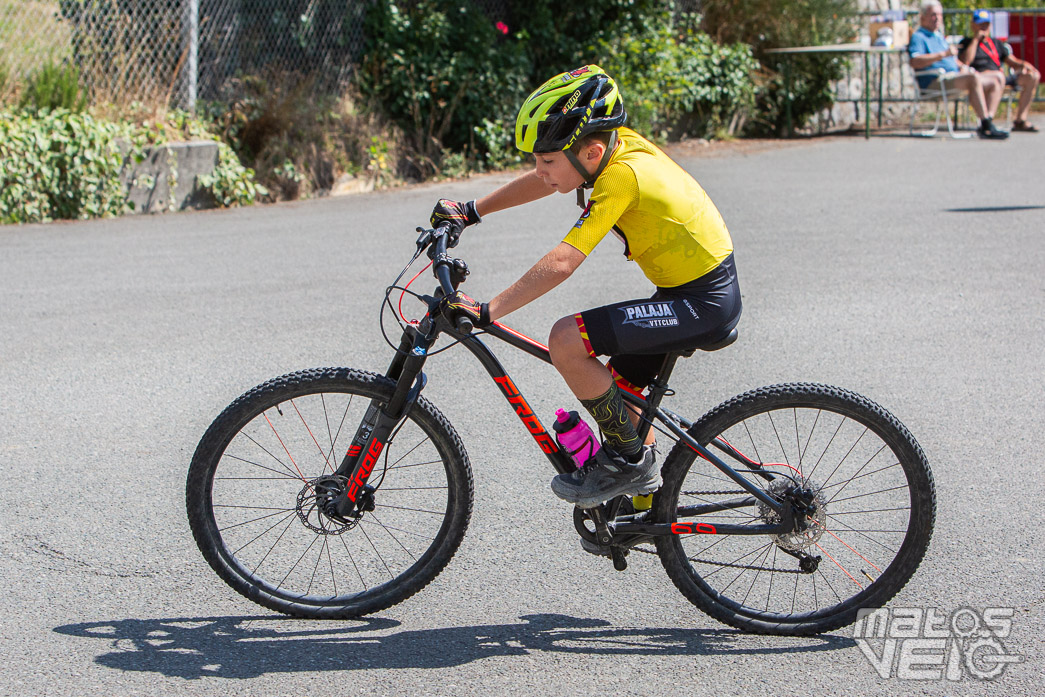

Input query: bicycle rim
[186,368,472,618]
[655,383,935,635]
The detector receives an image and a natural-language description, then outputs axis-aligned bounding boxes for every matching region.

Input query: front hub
[296,475,359,535]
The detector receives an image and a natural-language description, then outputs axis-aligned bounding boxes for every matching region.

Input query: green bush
[0,108,268,224]
[512,0,672,84]
[593,12,759,140]
[355,0,759,176]
[701,0,857,136]
[197,143,268,208]
[0,109,128,223]
[356,0,529,178]
[18,61,87,113]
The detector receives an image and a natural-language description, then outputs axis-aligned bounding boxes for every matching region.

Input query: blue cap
[972,9,991,24]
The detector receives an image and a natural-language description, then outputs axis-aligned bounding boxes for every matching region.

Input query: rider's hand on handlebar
[430,199,480,246]
[441,290,491,327]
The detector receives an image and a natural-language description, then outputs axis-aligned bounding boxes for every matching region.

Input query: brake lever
[415,226,433,253]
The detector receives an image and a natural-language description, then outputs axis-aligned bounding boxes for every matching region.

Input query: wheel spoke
[798,409,822,469]
[290,398,335,475]
[236,433,305,481]
[225,510,296,550]
[364,512,418,562]
[818,461,901,490]
[263,411,309,481]
[827,482,908,506]
[803,415,845,483]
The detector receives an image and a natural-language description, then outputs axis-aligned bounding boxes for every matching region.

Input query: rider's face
[534,150,586,192]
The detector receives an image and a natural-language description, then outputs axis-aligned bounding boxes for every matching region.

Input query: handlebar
[416,223,473,334]
[454,314,474,334]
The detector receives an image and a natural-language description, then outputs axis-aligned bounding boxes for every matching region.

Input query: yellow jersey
[562,128,733,288]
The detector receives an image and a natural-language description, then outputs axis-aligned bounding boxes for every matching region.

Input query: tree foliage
[701,0,858,135]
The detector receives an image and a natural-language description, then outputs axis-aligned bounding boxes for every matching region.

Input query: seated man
[909,0,1008,139]
[958,9,1041,133]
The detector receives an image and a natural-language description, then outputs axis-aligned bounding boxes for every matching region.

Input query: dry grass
[1,0,71,103]
[0,1,71,78]
[1,1,178,114]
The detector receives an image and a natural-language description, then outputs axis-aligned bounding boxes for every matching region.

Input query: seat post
[630,352,683,444]
[649,352,684,394]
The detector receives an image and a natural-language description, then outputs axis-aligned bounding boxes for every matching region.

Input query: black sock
[580,383,642,461]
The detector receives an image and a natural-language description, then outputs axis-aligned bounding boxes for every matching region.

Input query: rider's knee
[548,316,582,363]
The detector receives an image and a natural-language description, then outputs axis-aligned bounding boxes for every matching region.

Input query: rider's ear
[585,141,605,163]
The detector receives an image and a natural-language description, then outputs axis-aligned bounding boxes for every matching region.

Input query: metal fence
[4,0,686,112]
[2,2,1041,114]
[1,0,511,109]
[2,1,373,108]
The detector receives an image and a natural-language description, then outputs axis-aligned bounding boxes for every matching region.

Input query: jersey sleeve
[561,163,638,256]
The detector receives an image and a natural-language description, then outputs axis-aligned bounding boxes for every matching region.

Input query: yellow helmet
[515,65,627,153]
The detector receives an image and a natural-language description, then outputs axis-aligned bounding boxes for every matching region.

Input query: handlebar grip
[455,315,474,334]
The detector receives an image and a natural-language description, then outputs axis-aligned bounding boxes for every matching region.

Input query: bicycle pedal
[610,546,628,571]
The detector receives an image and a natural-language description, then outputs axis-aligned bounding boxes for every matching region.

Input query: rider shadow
[54,613,855,680]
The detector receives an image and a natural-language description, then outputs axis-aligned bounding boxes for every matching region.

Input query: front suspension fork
[327,324,432,517]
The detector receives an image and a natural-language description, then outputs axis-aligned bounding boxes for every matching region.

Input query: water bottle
[552,409,600,468]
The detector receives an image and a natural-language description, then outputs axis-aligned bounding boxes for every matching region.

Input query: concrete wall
[121,141,220,214]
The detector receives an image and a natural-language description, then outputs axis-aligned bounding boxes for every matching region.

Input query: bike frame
[331,235,795,540]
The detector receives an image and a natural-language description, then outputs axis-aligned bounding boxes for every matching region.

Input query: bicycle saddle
[678,327,738,357]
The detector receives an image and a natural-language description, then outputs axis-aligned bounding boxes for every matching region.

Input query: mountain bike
[186,224,936,636]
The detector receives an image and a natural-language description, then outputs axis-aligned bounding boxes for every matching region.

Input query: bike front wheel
[186,367,473,618]
[655,383,936,635]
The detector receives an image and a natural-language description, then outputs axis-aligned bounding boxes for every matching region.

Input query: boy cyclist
[431,65,741,509]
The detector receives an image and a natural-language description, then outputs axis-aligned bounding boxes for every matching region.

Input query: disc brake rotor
[296,475,357,535]
[758,476,828,552]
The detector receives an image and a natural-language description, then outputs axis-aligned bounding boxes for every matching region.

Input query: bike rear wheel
[655,383,935,635]
[186,367,473,618]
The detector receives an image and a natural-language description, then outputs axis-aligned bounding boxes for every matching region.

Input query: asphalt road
[1,125,1042,696]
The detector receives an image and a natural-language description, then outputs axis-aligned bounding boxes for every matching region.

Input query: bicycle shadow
[54,613,855,679]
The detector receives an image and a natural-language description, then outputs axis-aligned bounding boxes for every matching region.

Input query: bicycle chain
[622,547,802,576]
[684,557,809,574]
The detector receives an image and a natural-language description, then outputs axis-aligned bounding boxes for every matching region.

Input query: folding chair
[909,67,974,138]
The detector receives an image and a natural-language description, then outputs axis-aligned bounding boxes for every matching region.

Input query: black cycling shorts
[575,253,741,394]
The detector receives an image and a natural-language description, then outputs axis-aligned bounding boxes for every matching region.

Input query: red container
[1008,13,1045,73]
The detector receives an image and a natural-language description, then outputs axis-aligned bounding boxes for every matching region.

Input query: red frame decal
[671,522,718,535]
[493,375,558,454]
[347,439,384,502]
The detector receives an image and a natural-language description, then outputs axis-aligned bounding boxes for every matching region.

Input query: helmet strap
[567,129,619,193]
[564,148,593,186]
